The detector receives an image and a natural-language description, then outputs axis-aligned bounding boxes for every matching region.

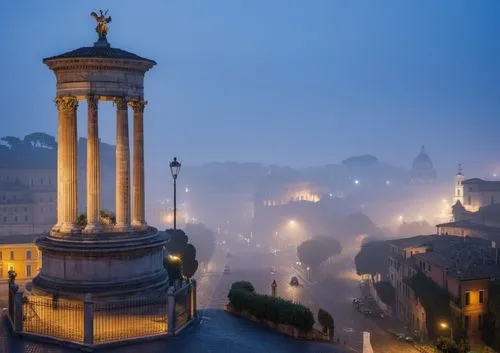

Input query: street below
[195,245,422,353]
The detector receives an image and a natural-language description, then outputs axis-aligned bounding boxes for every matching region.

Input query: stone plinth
[32,227,169,299]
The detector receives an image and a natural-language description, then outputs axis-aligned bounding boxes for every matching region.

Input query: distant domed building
[410,145,437,183]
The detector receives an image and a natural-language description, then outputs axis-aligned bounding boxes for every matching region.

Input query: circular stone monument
[32,12,169,299]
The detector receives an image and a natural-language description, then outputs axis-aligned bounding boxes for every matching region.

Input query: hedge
[228,281,315,331]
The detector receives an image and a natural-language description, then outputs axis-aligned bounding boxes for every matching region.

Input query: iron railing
[22,295,84,343]
[93,296,168,344]
[175,286,190,329]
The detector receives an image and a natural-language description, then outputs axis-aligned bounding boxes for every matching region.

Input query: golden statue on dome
[91,10,112,40]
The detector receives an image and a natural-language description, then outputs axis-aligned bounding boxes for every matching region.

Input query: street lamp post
[439,322,454,341]
[169,157,181,230]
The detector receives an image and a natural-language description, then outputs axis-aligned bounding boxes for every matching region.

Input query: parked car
[223,265,231,274]
[360,308,372,316]
[290,276,299,286]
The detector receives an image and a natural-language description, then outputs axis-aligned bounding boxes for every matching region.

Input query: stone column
[84,95,102,233]
[129,99,147,230]
[114,97,131,231]
[55,96,79,233]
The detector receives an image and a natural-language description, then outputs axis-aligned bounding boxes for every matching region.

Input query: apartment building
[388,234,500,342]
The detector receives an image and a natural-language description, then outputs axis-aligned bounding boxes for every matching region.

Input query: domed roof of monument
[412,145,434,170]
[43,45,156,64]
[43,10,156,65]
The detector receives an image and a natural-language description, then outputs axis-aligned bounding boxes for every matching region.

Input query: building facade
[388,235,500,343]
[0,234,41,281]
[0,168,56,235]
[457,178,500,213]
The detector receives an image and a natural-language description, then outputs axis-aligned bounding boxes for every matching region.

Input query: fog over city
[1,2,500,353]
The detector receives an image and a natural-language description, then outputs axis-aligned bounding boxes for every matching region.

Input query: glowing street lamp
[354,179,360,185]
[169,157,182,230]
[168,254,181,262]
[439,322,453,341]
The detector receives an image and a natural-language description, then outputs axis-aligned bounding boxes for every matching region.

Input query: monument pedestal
[32,227,169,299]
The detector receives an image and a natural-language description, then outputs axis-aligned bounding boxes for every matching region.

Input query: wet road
[194,247,422,353]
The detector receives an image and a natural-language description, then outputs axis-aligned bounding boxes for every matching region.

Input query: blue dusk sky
[1,1,500,170]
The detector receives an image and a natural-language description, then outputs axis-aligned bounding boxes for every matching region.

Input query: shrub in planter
[227,281,315,331]
[230,281,255,293]
[318,308,334,337]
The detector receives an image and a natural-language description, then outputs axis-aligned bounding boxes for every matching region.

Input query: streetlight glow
[354,179,360,185]
[168,254,181,262]
[440,322,448,329]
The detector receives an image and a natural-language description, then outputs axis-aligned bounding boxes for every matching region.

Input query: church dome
[410,145,437,183]
[412,145,433,170]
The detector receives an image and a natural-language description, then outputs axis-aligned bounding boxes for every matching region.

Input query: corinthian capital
[86,95,99,111]
[113,97,128,110]
[128,99,148,113]
[55,96,79,112]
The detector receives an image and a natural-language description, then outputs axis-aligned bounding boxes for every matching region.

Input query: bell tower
[454,163,464,205]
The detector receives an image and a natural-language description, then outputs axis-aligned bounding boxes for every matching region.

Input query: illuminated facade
[0,168,56,235]
[388,235,500,343]
[460,178,500,212]
[0,234,40,280]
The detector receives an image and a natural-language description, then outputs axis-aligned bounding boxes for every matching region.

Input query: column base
[51,223,62,232]
[83,222,103,233]
[132,220,148,230]
[114,223,132,233]
[59,222,81,234]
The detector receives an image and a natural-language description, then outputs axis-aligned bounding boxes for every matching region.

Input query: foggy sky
[1,0,500,170]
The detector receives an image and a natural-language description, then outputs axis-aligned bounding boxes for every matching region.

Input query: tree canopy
[297,236,342,268]
[77,210,116,228]
[165,228,199,279]
[338,212,384,239]
[184,223,216,264]
[354,240,389,276]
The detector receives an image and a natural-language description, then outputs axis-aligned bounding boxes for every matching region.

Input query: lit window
[26,264,32,277]
[479,290,484,304]
[26,250,32,260]
[9,251,14,260]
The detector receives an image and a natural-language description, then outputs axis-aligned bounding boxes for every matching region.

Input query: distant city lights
[385,180,391,185]
[354,179,360,185]
[185,186,190,193]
